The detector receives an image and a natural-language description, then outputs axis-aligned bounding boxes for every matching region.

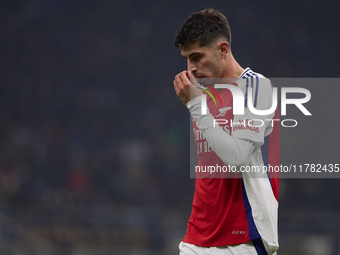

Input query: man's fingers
[174,74,186,96]
[173,78,181,96]
[187,71,195,82]
[183,71,201,88]
[173,70,202,105]
[178,71,190,85]
[174,71,190,93]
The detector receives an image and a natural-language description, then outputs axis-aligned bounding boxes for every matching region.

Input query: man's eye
[191,55,202,62]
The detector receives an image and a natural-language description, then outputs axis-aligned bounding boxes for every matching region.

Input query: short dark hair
[174,8,231,50]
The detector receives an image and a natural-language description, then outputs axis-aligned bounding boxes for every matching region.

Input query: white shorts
[179,240,277,255]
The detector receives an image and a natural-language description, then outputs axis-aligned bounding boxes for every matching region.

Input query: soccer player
[173,9,280,255]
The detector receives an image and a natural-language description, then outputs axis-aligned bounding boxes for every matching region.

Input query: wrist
[186,95,204,110]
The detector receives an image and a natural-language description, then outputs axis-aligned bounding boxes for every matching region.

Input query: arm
[187,96,258,167]
[173,71,257,167]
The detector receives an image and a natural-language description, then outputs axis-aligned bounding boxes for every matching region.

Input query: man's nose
[187,60,197,75]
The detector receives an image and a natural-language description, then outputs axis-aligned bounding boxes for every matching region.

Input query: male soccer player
[173,8,280,255]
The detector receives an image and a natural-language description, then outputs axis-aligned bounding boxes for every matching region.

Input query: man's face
[181,43,223,80]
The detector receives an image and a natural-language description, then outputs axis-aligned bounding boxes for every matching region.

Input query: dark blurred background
[0,0,339,254]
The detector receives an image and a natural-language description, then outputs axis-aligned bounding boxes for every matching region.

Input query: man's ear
[218,41,229,57]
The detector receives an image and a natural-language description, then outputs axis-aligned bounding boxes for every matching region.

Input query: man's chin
[196,77,220,86]
[196,77,238,86]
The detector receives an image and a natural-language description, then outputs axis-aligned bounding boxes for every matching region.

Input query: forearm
[187,96,256,167]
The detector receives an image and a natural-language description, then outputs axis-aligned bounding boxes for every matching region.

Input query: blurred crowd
[0,0,339,254]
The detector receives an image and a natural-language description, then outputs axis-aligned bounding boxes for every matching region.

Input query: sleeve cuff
[186,95,204,110]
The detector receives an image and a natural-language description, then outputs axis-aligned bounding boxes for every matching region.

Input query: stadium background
[1,0,339,254]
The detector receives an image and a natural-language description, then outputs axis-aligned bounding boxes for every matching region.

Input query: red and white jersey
[183,68,280,253]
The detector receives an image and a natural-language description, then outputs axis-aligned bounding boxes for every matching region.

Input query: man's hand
[173,71,203,105]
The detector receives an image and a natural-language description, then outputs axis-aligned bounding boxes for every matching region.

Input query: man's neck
[221,54,244,83]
